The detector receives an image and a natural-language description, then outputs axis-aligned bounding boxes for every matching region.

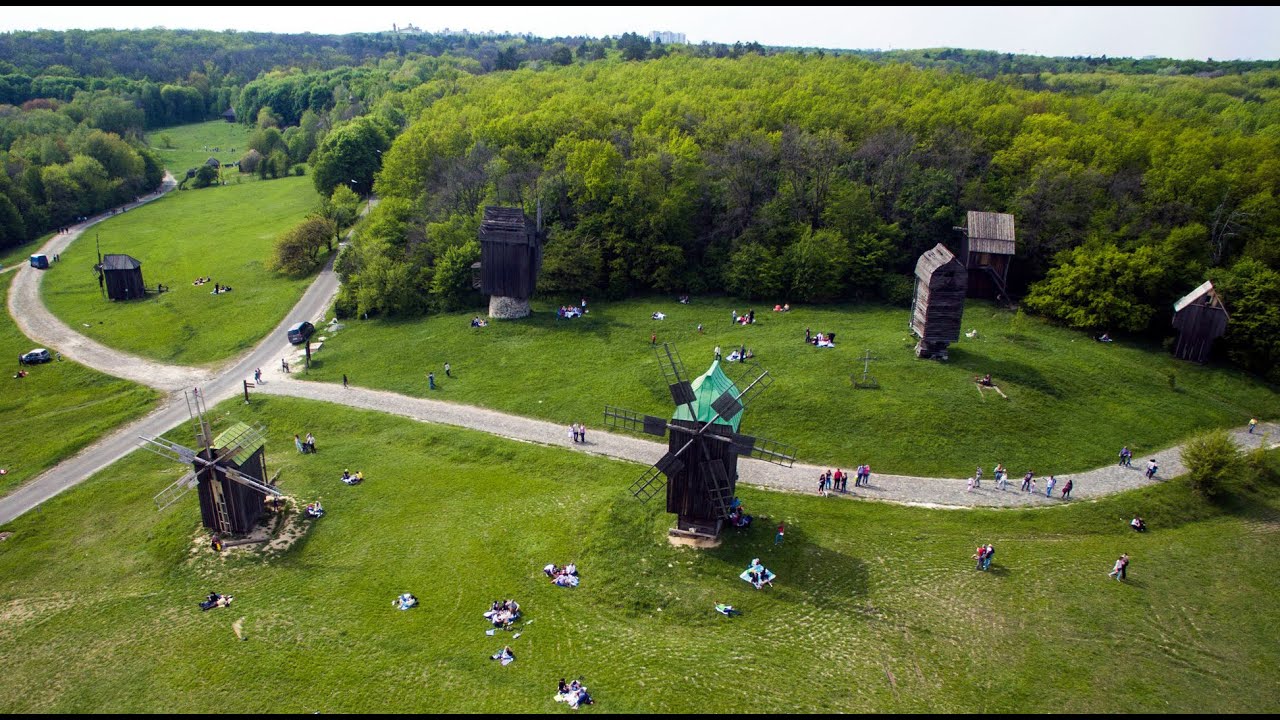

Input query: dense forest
[2,29,1279,378]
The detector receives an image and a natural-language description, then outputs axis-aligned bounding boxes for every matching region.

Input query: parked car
[287,321,315,345]
[20,348,52,364]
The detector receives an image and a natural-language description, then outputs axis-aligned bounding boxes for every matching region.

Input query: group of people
[305,501,325,519]
[816,466,870,495]
[470,317,489,327]
[772,303,791,312]
[555,678,594,708]
[192,276,213,286]
[340,469,364,485]
[740,558,776,590]
[1118,446,1134,467]
[1108,553,1131,581]
[294,432,317,454]
[731,309,756,325]
[558,305,585,319]
[393,593,418,611]
[199,592,233,611]
[568,423,588,443]
[543,562,580,587]
[485,599,522,629]
[725,345,754,362]
[972,543,996,571]
[804,328,836,347]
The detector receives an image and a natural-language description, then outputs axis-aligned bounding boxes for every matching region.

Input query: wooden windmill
[139,388,282,535]
[604,344,798,540]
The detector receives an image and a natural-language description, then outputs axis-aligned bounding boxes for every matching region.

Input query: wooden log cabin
[911,243,968,360]
[1171,280,1229,363]
[960,211,1016,302]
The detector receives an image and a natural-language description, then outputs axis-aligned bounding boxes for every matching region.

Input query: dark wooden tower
[959,211,1016,302]
[605,344,797,542]
[911,243,968,360]
[478,206,544,319]
[100,253,146,301]
[1172,280,1229,363]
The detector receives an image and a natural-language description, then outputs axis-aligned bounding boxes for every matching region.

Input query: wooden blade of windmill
[603,405,670,437]
[653,343,699,419]
[220,463,282,496]
[728,432,798,467]
[153,468,200,510]
[138,434,198,465]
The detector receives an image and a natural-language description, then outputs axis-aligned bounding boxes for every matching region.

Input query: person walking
[1045,475,1056,498]
[1248,417,1258,434]
[1119,553,1129,580]
[428,372,436,390]
[1109,554,1126,581]
[775,522,785,545]
[294,434,305,454]
[817,473,827,496]
[1061,478,1073,500]
[697,323,704,335]
[343,374,348,389]
[982,544,994,571]
[714,345,722,361]
[579,423,586,443]
[1029,477,1037,494]
[1021,471,1033,492]
[1145,459,1158,479]
[995,464,1007,491]
[966,476,975,492]
[444,362,452,378]
[974,466,982,488]
[651,332,657,346]
[254,368,262,384]
[305,432,316,454]
[568,424,576,444]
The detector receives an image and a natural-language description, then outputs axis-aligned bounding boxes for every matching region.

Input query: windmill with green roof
[605,344,798,540]
[140,388,282,536]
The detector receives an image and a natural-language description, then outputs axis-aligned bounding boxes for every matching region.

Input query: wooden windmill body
[140,389,282,536]
[605,344,797,540]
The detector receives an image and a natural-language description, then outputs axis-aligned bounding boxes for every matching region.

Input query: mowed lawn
[303,297,1280,477]
[40,175,324,366]
[0,396,1275,713]
[147,120,258,179]
[0,273,161,497]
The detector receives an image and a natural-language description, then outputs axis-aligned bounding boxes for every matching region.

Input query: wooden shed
[197,423,268,535]
[911,243,968,359]
[221,108,237,123]
[478,206,544,319]
[100,253,146,301]
[959,211,1016,301]
[1171,280,1229,363]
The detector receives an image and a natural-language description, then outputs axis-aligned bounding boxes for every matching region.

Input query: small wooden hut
[478,206,543,319]
[960,211,1016,301]
[221,108,237,123]
[197,423,268,535]
[911,243,968,359]
[101,253,145,300]
[1171,280,1229,363]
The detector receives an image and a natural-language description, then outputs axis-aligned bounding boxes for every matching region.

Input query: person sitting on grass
[200,592,233,611]
[975,373,993,386]
[394,593,418,610]
[491,646,515,665]
[305,501,325,519]
[341,469,352,484]
[1131,516,1147,532]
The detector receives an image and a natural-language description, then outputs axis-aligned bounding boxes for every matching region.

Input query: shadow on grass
[711,521,871,609]
[948,347,1062,398]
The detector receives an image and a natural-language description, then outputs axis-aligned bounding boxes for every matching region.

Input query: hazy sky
[2,6,1277,61]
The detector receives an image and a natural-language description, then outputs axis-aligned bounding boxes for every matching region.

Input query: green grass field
[0,273,161,497]
[303,297,1280,477]
[0,233,55,273]
[0,395,1275,712]
[40,175,324,366]
[146,120,258,179]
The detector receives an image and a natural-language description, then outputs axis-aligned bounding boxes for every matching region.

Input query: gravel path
[1,188,1274,524]
[261,377,1280,510]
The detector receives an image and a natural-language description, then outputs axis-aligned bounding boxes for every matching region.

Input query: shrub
[1180,430,1239,498]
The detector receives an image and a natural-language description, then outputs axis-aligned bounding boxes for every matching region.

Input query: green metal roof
[672,360,743,431]
[213,422,264,465]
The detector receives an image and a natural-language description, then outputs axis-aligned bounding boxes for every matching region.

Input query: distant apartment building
[649,31,687,45]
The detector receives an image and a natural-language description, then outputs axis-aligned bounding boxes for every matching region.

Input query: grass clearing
[40,175,324,366]
[146,120,258,180]
[304,297,1280,476]
[0,273,161,497]
[0,395,1275,712]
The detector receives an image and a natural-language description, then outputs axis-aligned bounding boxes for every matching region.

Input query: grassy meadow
[303,297,1280,477]
[0,273,161,497]
[147,120,258,178]
[0,395,1275,712]
[40,175,324,366]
